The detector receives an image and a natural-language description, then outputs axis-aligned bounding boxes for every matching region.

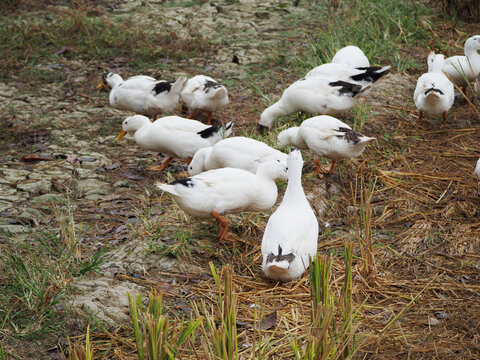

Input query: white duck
[180,75,229,124]
[331,45,370,68]
[188,137,287,176]
[156,160,288,241]
[306,63,390,88]
[414,52,455,126]
[278,115,375,176]
[116,115,233,170]
[98,73,187,120]
[442,35,480,91]
[262,150,318,281]
[258,77,370,131]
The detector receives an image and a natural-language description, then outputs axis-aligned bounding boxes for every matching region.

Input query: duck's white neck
[259,101,289,129]
[199,147,214,169]
[130,117,153,134]
[278,127,307,149]
[107,73,123,87]
[430,55,445,73]
[465,43,480,59]
[284,164,304,200]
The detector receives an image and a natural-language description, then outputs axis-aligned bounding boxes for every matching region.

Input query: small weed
[128,292,201,360]
[352,102,372,131]
[197,263,239,360]
[146,228,195,259]
[289,248,362,359]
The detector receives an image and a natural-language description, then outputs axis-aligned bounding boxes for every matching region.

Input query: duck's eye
[286,167,288,170]
[277,160,280,162]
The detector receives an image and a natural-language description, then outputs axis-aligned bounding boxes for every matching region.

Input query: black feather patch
[351,66,390,83]
[203,80,222,93]
[336,127,362,144]
[197,125,219,139]
[152,81,173,95]
[266,245,296,263]
[329,81,362,96]
[424,88,444,96]
[102,72,109,83]
[170,178,194,187]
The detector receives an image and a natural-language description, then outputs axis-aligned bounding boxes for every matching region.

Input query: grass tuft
[290,251,361,360]
[0,198,104,341]
[128,291,202,360]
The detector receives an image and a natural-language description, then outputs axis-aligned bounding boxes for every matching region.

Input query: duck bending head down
[156,159,288,241]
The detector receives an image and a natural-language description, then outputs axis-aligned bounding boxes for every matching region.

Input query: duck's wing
[153,116,209,133]
[121,76,158,90]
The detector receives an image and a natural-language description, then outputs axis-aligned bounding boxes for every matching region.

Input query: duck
[180,75,229,125]
[414,52,455,126]
[188,137,288,176]
[331,45,370,68]
[305,63,391,88]
[277,115,375,177]
[262,149,318,281]
[258,77,371,131]
[116,115,233,170]
[441,35,480,91]
[475,158,480,180]
[156,160,288,241]
[97,73,187,120]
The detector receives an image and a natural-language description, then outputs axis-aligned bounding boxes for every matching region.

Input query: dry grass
[1,0,480,359]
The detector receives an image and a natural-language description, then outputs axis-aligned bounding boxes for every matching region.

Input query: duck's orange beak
[116,130,126,141]
[96,82,107,91]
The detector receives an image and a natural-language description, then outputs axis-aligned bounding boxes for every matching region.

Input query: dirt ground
[1,0,480,359]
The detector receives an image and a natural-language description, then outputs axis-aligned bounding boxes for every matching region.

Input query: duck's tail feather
[197,122,233,139]
[265,261,291,279]
[156,183,180,196]
[351,65,391,83]
[424,87,444,97]
[220,121,234,137]
[329,80,363,96]
[170,76,188,95]
[210,86,228,100]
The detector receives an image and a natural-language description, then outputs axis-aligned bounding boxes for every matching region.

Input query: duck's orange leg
[316,159,336,177]
[147,156,173,171]
[417,111,423,125]
[187,113,196,119]
[207,112,213,125]
[442,111,447,127]
[212,210,229,241]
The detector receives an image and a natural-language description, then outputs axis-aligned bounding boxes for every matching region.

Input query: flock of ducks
[414,35,480,125]
[97,36,480,281]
